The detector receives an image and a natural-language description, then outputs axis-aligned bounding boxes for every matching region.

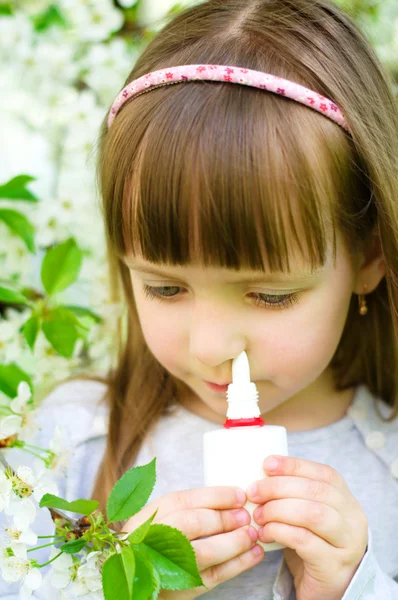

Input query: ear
[353,225,385,295]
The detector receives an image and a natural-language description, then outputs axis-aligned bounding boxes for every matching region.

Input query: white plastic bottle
[203,351,288,551]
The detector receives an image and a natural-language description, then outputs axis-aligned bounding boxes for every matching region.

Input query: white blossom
[0,535,27,559]
[59,0,125,43]
[41,550,104,599]
[0,470,12,513]
[10,381,32,414]
[0,540,42,597]
[15,464,59,504]
[0,14,34,60]
[0,381,40,442]
[69,551,103,596]
[47,547,75,589]
[0,230,32,281]
[46,428,73,476]
[3,523,38,548]
[0,310,26,364]
[1,552,42,597]
[28,41,79,86]
[117,0,138,7]
[28,335,79,389]
[17,0,54,16]
[4,463,58,530]
[0,415,22,440]
[5,495,37,532]
[82,37,137,104]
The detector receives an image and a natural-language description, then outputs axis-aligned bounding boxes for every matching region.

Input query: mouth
[204,381,230,394]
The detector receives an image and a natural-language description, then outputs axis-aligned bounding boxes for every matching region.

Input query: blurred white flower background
[0,0,397,402]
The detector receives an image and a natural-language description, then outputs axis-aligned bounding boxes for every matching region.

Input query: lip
[204,381,230,394]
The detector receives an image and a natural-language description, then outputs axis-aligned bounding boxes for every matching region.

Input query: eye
[142,284,301,310]
[248,292,301,310]
[143,285,182,301]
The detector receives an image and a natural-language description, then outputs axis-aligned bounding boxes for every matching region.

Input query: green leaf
[134,524,204,590]
[41,307,89,358]
[60,538,87,554]
[0,4,13,16]
[121,546,136,598]
[39,493,99,516]
[42,317,80,359]
[107,458,156,523]
[121,1,140,26]
[0,209,36,253]
[0,286,29,306]
[0,175,39,203]
[0,364,32,399]
[21,315,40,351]
[127,510,158,545]
[60,304,103,324]
[102,547,136,600]
[47,306,90,332]
[132,549,160,600]
[32,4,68,32]
[41,238,83,295]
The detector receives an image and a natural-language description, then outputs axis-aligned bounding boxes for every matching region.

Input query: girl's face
[126,232,363,429]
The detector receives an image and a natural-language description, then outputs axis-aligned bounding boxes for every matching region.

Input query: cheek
[133,294,184,370]
[256,287,351,384]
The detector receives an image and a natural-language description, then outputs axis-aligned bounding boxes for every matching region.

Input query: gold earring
[358,284,368,316]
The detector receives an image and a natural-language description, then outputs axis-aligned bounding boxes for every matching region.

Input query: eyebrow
[122,259,324,284]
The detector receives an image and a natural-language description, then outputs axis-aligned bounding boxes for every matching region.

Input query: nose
[188,300,247,367]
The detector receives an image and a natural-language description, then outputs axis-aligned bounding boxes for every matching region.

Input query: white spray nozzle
[226,351,260,420]
[232,351,251,385]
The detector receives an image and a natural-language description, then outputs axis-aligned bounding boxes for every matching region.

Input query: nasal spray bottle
[203,351,288,551]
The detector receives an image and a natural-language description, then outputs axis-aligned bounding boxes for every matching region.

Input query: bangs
[107,82,354,274]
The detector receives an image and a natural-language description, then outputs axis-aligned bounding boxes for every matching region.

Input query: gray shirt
[1,380,398,599]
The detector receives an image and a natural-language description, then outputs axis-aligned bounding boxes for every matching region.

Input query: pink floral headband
[107,64,350,133]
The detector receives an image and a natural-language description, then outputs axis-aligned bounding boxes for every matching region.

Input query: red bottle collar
[223,416,265,429]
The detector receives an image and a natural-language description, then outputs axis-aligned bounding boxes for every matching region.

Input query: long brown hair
[86,0,398,521]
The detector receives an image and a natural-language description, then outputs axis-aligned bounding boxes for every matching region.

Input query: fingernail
[252,544,263,556]
[253,506,262,521]
[247,482,258,497]
[236,489,246,504]
[235,509,250,526]
[248,526,258,542]
[264,456,279,471]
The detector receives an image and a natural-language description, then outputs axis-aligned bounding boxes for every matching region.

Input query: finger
[263,456,348,492]
[199,543,264,593]
[258,521,333,564]
[192,525,259,571]
[253,498,345,548]
[124,486,246,532]
[158,507,251,541]
[159,486,246,516]
[247,475,344,511]
[159,543,264,599]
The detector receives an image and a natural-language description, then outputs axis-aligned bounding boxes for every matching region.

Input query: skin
[123,228,385,597]
[122,486,263,598]
[248,455,369,600]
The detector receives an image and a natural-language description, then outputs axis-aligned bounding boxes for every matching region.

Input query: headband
[107,64,350,133]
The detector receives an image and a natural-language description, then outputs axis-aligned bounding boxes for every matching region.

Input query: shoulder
[35,378,109,449]
[347,384,398,480]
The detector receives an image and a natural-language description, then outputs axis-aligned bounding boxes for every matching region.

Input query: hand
[246,456,369,600]
[123,486,264,598]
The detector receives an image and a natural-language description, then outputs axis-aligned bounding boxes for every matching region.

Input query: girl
[2,0,398,598]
